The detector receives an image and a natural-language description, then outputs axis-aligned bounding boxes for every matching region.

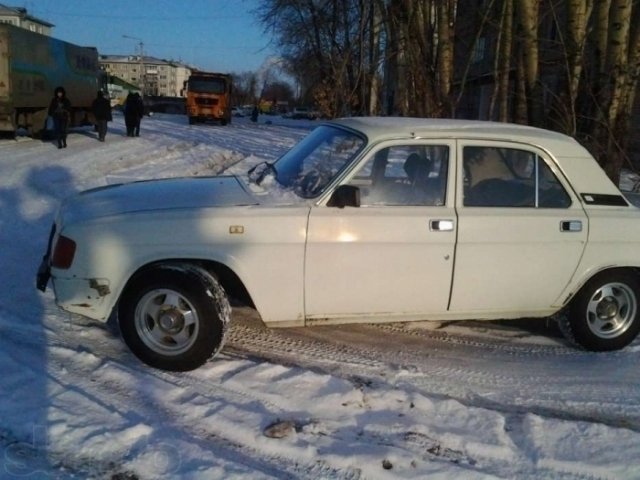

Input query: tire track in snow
[1,310,362,479]
[226,311,640,432]
[31,336,363,478]
[0,310,620,480]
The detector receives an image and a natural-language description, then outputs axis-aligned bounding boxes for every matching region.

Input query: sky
[16,0,276,73]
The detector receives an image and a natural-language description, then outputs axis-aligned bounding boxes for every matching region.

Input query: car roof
[329,117,623,198]
[330,116,582,151]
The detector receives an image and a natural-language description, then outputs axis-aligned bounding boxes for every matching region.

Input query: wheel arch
[558,265,640,351]
[120,258,256,310]
[563,266,640,307]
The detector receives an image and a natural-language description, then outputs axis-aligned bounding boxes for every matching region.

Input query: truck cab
[185,72,232,126]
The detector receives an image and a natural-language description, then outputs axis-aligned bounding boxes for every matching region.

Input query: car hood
[60,176,257,225]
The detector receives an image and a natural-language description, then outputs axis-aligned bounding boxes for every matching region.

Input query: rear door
[449,140,588,314]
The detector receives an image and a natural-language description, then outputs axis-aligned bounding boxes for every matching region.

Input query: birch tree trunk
[436,0,455,117]
[368,0,384,114]
[489,0,513,121]
[514,48,528,124]
[604,0,632,129]
[604,0,638,182]
[563,0,593,134]
[515,0,542,125]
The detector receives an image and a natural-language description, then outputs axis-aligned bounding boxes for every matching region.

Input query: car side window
[349,145,449,206]
[463,146,571,208]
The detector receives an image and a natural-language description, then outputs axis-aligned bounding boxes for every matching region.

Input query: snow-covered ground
[1,113,640,479]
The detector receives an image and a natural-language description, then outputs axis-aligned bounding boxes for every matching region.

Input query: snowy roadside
[1,113,639,479]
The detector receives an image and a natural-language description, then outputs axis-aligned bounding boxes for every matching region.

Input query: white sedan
[37,118,640,371]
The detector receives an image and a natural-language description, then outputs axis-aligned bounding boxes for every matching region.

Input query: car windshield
[188,77,227,94]
[274,125,365,198]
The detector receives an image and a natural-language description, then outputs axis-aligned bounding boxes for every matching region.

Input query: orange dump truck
[185,71,232,125]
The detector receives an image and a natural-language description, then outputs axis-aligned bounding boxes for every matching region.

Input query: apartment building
[99,55,191,98]
[0,4,53,35]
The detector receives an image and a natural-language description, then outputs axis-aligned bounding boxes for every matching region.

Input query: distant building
[105,76,141,107]
[100,55,192,98]
[0,4,53,35]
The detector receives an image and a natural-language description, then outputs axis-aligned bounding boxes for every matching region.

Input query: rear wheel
[119,264,231,371]
[561,270,640,351]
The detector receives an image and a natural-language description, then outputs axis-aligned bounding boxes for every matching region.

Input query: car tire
[118,264,231,371]
[561,270,640,351]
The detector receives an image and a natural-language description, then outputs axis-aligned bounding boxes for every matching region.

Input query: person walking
[123,92,137,137]
[92,90,112,142]
[48,86,71,148]
[124,92,144,137]
[133,93,144,137]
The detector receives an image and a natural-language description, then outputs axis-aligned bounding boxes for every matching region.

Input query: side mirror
[327,185,360,208]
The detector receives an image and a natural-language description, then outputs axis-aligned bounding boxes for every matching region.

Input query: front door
[304,141,457,321]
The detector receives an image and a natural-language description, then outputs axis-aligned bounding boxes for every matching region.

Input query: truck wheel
[561,270,640,351]
[118,264,231,371]
[188,117,195,125]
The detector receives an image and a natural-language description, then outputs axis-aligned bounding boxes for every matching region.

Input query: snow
[1,113,640,479]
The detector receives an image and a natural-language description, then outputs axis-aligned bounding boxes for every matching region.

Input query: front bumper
[50,276,111,320]
[36,223,112,322]
[36,255,51,291]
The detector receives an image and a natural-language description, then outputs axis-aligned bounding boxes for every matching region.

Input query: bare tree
[489,0,513,122]
[383,0,460,117]
[231,71,259,106]
[514,0,543,126]
[255,0,640,182]
[577,0,640,182]
[257,0,376,117]
[546,0,593,135]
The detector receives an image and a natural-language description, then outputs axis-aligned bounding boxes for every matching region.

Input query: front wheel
[118,264,231,371]
[560,270,640,351]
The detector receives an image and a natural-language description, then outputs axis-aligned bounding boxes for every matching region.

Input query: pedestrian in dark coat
[123,92,138,137]
[92,90,112,142]
[133,93,144,137]
[48,86,71,148]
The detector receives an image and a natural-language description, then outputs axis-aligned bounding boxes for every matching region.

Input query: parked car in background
[231,107,244,117]
[283,107,317,120]
[37,118,640,371]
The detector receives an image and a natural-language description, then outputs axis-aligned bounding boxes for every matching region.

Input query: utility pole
[123,35,145,94]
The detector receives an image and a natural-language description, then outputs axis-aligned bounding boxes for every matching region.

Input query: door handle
[560,220,582,232]
[430,219,454,232]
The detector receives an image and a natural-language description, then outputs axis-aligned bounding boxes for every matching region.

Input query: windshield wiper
[247,161,278,185]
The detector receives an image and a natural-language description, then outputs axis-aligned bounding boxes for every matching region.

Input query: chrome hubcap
[596,297,618,320]
[134,289,199,356]
[586,283,637,339]
[158,309,184,333]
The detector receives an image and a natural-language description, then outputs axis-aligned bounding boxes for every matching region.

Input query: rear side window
[463,146,571,208]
